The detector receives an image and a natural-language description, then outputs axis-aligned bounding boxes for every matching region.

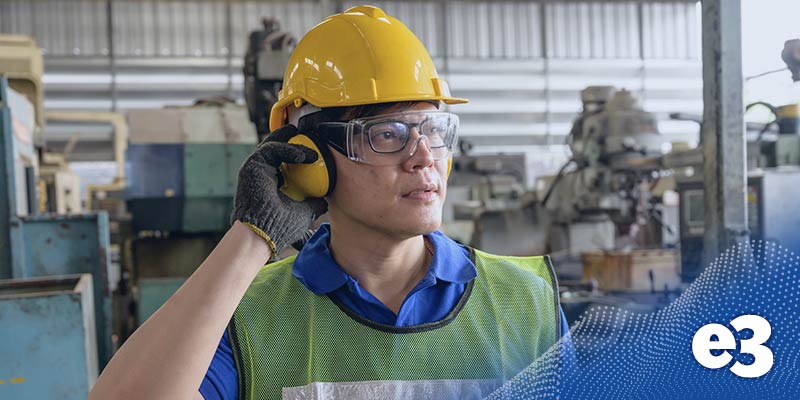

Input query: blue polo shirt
[199,223,572,399]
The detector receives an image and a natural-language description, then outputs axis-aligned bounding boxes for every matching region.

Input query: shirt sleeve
[558,307,577,379]
[198,330,239,400]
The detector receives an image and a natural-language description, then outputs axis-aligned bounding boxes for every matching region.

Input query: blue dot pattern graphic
[485,241,800,400]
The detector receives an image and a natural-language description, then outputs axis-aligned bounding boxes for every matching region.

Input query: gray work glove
[231,125,327,253]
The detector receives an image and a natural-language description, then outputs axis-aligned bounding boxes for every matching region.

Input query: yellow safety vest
[229,248,560,400]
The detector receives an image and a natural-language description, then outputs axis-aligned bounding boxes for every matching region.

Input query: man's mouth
[402,184,439,200]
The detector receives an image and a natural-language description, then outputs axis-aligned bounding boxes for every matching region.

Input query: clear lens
[347,111,459,166]
[420,117,449,148]
[366,121,409,153]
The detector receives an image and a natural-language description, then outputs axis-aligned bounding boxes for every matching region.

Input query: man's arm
[90,127,325,399]
[89,221,270,400]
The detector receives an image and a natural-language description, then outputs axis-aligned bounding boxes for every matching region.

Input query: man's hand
[231,125,327,253]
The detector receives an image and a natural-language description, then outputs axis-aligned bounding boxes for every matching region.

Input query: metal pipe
[0,77,15,278]
[225,0,233,98]
[700,0,748,267]
[539,1,551,143]
[106,0,117,111]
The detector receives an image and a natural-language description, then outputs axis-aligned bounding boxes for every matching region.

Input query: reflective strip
[282,379,504,400]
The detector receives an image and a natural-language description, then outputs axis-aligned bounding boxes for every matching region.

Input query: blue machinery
[123,102,256,325]
[0,274,98,398]
[0,77,112,396]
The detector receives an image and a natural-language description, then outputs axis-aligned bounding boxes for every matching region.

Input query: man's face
[326,102,448,239]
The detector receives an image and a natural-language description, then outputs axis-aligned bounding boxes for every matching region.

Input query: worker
[89,6,571,400]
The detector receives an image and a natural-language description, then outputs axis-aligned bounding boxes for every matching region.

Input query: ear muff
[279,133,337,201]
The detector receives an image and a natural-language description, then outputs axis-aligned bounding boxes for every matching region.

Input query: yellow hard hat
[268,5,468,131]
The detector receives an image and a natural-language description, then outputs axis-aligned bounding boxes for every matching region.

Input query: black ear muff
[279,133,337,201]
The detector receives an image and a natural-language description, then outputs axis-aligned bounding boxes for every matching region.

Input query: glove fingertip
[265,125,299,143]
[288,147,310,164]
[300,147,319,164]
[283,144,318,164]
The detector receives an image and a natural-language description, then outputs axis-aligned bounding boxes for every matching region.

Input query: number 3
[729,314,773,378]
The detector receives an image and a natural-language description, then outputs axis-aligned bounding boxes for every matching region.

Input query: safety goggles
[313,110,459,166]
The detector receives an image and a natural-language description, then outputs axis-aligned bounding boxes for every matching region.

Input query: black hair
[297,101,438,131]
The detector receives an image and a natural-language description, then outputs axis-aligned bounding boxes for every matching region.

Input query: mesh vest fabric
[229,248,561,400]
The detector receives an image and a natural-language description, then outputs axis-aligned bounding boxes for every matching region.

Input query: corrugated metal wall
[0,0,323,57]
[1,0,702,176]
[1,0,109,56]
[0,0,699,60]
[112,1,228,58]
[546,2,640,58]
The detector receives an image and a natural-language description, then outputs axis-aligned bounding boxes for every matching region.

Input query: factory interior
[1,0,799,398]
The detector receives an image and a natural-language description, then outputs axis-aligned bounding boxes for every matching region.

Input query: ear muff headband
[279,132,337,201]
[447,157,452,177]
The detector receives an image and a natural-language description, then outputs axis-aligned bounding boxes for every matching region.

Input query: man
[90,6,569,400]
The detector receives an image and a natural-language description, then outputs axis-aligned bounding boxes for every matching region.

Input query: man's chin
[404,218,442,237]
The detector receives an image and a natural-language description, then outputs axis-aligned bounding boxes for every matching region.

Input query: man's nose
[404,131,435,169]
[408,134,434,158]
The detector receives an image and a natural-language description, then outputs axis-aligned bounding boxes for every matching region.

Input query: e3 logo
[692,314,773,378]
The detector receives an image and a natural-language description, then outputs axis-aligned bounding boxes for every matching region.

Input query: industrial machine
[750,39,800,168]
[676,39,800,280]
[0,35,43,133]
[543,87,668,256]
[125,100,256,233]
[443,152,545,256]
[0,36,112,358]
[0,35,41,217]
[782,38,800,82]
[244,18,296,142]
[37,151,82,214]
[677,169,800,281]
[0,35,114,398]
[442,88,680,294]
[0,275,98,399]
[124,99,256,325]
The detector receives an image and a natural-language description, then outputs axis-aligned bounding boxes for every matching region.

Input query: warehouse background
[3,2,800,398]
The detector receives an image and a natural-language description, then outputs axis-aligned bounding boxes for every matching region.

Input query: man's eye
[372,130,398,141]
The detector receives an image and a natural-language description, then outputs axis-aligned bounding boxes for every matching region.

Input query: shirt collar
[425,230,477,283]
[292,224,349,294]
[292,223,477,295]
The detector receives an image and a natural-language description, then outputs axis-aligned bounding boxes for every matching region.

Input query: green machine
[124,100,257,326]
[122,19,295,330]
